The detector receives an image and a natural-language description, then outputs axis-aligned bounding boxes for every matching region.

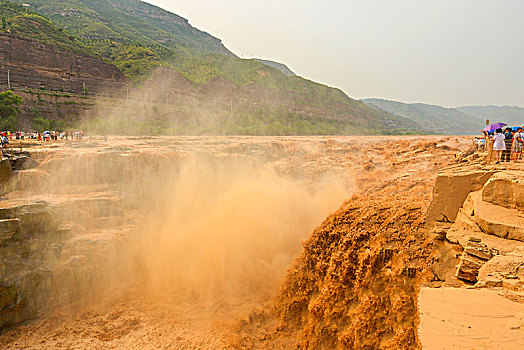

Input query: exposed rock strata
[0,33,129,126]
[0,34,128,95]
[425,165,494,225]
[477,247,524,290]
[0,151,140,330]
[482,171,524,210]
[455,239,495,282]
[426,162,524,288]
[0,197,136,329]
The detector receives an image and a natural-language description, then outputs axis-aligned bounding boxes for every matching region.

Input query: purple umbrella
[483,122,507,132]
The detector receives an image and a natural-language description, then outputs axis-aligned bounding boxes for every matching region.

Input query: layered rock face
[425,166,494,224]
[0,198,137,329]
[420,155,524,349]
[0,147,156,330]
[0,34,128,95]
[426,162,524,289]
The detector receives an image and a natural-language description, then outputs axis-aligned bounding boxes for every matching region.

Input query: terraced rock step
[456,239,496,282]
[425,166,494,225]
[482,171,524,210]
[426,160,524,297]
[472,190,524,242]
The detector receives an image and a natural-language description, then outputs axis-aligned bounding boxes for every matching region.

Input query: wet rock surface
[9,156,38,171]
[0,150,137,330]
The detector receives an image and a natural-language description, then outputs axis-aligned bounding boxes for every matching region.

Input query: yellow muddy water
[0,135,470,349]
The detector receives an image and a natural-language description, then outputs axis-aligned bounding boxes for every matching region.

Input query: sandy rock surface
[418,287,524,349]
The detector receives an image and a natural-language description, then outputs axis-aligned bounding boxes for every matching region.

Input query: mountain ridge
[362,98,484,135]
[1,0,423,134]
[253,59,296,77]
[457,105,524,127]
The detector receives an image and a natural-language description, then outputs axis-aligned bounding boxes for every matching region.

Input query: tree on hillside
[32,117,50,133]
[33,116,67,132]
[0,91,22,131]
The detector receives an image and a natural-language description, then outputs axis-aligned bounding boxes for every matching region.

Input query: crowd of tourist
[478,126,524,164]
[0,130,85,148]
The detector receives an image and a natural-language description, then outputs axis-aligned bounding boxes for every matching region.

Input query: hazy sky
[147,0,523,107]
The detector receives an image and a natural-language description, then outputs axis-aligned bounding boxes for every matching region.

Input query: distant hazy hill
[457,106,524,127]
[362,98,483,135]
[253,59,296,76]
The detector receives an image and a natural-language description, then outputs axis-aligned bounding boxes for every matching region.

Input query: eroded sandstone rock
[456,239,495,283]
[0,202,56,236]
[428,162,524,292]
[0,159,14,193]
[0,219,21,245]
[477,247,524,291]
[482,171,524,210]
[425,167,494,226]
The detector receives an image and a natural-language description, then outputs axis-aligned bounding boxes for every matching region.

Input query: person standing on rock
[492,128,505,164]
[502,128,513,162]
[1,134,9,150]
[511,127,524,161]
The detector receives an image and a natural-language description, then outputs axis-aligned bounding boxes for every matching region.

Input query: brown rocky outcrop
[455,238,495,282]
[482,171,524,210]
[0,33,130,126]
[0,34,128,95]
[477,247,524,291]
[426,161,524,289]
[420,158,524,348]
[0,159,14,194]
[425,165,494,226]
[0,196,137,330]
[9,156,37,171]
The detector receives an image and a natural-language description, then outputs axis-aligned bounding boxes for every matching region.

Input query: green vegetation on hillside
[254,59,296,77]
[32,116,66,132]
[83,104,418,136]
[0,90,22,130]
[0,0,97,57]
[12,0,233,81]
[8,0,368,112]
[2,1,367,104]
[2,0,424,134]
